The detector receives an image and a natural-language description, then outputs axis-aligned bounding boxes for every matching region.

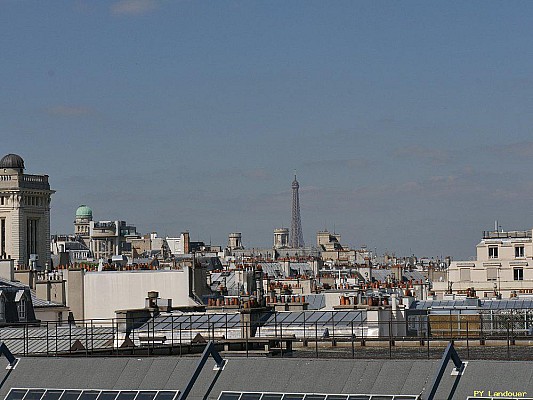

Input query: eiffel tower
[290,174,304,248]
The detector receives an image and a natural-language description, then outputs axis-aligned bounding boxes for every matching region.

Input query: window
[487,268,498,281]
[460,268,471,281]
[488,246,499,259]
[26,218,38,262]
[515,245,525,258]
[18,298,26,320]
[514,268,524,281]
[0,218,5,258]
[0,296,5,321]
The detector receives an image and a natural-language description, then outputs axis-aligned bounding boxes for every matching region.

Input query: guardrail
[0,314,532,360]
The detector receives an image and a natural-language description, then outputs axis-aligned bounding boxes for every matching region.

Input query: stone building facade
[0,154,54,268]
[433,228,533,299]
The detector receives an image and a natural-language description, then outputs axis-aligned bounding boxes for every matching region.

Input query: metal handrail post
[245,321,249,357]
[55,322,58,356]
[85,323,88,356]
[466,320,470,359]
[427,316,430,359]
[389,319,392,358]
[351,320,355,359]
[303,311,306,341]
[507,321,510,360]
[315,321,318,358]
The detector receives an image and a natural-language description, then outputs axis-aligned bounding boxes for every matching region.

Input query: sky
[2,1,533,260]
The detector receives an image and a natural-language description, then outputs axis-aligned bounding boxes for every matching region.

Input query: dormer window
[15,290,26,321]
[0,292,5,322]
[18,298,26,321]
[488,246,499,259]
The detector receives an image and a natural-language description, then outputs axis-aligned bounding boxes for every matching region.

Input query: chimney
[146,291,159,309]
[182,231,190,254]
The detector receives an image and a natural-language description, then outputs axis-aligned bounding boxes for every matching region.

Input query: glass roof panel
[305,311,325,323]
[116,392,137,400]
[42,391,63,400]
[218,393,241,400]
[78,391,100,400]
[135,392,157,400]
[281,313,300,325]
[304,395,326,400]
[325,395,348,400]
[6,390,28,400]
[239,394,262,400]
[282,395,304,400]
[209,314,225,324]
[393,396,419,400]
[153,391,178,400]
[60,390,82,400]
[333,311,349,323]
[24,390,46,400]
[317,312,334,324]
[96,391,119,400]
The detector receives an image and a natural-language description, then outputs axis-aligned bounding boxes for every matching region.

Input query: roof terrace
[482,229,532,239]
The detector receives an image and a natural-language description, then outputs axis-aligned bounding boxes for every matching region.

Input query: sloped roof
[30,290,65,308]
[0,356,532,400]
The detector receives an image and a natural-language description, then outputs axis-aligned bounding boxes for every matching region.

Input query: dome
[76,205,93,219]
[0,154,24,170]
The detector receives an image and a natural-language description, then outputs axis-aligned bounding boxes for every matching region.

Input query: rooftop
[0,354,532,400]
[482,230,532,240]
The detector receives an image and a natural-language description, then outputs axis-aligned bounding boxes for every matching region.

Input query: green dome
[76,205,93,219]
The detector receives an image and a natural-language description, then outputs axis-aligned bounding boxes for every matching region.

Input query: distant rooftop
[482,229,532,239]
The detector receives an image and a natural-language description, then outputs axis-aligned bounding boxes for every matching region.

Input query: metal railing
[0,313,533,360]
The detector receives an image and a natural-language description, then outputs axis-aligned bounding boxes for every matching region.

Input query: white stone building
[433,228,533,299]
[166,231,190,255]
[0,154,54,268]
[73,205,139,261]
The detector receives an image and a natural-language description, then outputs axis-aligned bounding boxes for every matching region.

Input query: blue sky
[2,1,533,259]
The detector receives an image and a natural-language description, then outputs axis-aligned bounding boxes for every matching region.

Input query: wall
[66,269,85,321]
[36,279,66,305]
[34,307,67,323]
[83,269,195,321]
[0,259,14,281]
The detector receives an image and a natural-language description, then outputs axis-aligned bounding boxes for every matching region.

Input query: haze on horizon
[2,1,533,260]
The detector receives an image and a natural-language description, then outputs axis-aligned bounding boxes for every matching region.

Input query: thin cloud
[303,158,369,169]
[392,145,452,165]
[241,168,272,181]
[489,141,533,158]
[110,0,158,16]
[46,106,93,117]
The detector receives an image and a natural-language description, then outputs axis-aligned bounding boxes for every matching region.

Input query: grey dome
[0,154,24,170]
